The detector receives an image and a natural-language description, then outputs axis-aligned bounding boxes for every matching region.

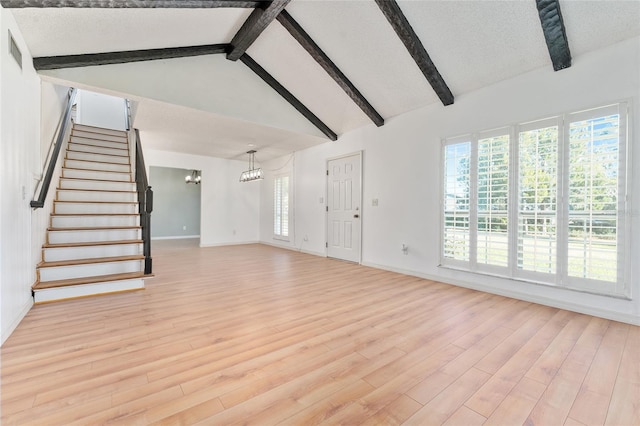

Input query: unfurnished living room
[1,0,639,424]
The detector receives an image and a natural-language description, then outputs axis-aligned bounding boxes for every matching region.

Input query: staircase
[32,124,147,303]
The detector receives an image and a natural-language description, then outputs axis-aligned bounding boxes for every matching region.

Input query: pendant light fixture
[239,150,264,182]
[185,169,201,184]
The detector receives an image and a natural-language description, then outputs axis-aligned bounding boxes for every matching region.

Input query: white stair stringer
[33,123,148,304]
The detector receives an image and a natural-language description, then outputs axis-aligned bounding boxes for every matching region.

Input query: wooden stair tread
[71,133,128,143]
[62,166,130,173]
[68,141,128,151]
[65,158,131,167]
[73,124,127,134]
[66,149,129,158]
[57,188,137,194]
[54,201,137,205]
[48,226,141,231]
[51,213,140,217]
[44,239,143,248]
[60,176,134,183]
[38,255,144,268]
[32,272,145,290]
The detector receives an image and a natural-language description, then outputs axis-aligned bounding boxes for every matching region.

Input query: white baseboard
[260,240,326,258]
[361,261,640,326]
[152,235,200,240]
[1,299,33,346]
[199,240,259,248]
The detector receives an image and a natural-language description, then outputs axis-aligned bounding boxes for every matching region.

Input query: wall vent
[9,31,22,70]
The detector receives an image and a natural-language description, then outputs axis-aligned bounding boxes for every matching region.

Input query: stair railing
[134,128,153,275]
[31,87,77,209]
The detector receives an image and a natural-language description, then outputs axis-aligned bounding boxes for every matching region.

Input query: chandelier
[185,170,201,184]
[239,150,264,182]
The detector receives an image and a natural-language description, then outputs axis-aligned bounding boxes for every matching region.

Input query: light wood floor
[2,241,638,425]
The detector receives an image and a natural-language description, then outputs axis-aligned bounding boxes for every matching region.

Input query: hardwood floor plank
[483,376,547,425]
[403,367,491,425]
[1,241,637,425]
[569,322,628,425]
[442,405,487,426]
[282,379,376,424]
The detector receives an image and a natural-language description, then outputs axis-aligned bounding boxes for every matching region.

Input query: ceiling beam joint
[240,53,338,141]
[374,0,454,106]
[276,10,384,127]
[226,0,291,61]
[536,0,572,71]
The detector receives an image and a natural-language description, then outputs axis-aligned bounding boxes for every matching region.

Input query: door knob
[354,214,360,218]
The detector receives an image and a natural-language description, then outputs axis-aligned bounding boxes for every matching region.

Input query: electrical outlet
[303,235,308,241]
[182,225,186,231]
[372,198,379,207]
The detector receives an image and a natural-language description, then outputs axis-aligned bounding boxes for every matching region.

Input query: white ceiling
[9,0,640,161]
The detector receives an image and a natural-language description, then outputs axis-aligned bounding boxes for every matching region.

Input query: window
[477,133,510,268]
[518,121,559,275]
[443,140,471,262]
[441,103,629,297]
[274,174,290,240]
[9,31,22,70]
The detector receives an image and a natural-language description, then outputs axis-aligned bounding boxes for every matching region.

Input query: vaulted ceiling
[4,0,640,161]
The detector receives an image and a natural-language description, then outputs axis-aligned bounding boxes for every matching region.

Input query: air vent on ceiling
[9,31,22,70]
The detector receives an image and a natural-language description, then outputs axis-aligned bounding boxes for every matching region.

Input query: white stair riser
[64,159,130,173]
[43,243,143,262]
[73,125,127,138]
[51,215,140,228]
[62,168,131,181]
[72,131,128,144]
[57,190,137,203]
[68,143,128,157]
[67,150,130,165]
[33,278,144,303]
[59,179,136,192]
[54,202,138,215]
[70,137,129,151]
[48,228,141,244]
[39,259,143,282]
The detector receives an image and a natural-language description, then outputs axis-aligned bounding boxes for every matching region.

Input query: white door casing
[327,152,362,263]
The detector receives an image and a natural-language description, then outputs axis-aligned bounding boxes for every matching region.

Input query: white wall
[32,83,72,274]
[143,148,260,247]
[260,37,640,325]
[76,90,127,130]
[1,9,42,344]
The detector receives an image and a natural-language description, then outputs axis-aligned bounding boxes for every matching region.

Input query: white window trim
[273,173,291,242]
[440,101,631,298]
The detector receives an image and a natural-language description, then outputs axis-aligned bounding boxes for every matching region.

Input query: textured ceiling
[8,0,640,161]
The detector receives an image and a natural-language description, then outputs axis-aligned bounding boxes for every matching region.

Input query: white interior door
[327,152,362,262]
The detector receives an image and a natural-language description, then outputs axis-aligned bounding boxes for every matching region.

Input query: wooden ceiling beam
[226,0,291,61]
[276,10,384,127]
[33,44,230,70]
[536,0,572,71]
[240,53,338,141]
[0,0,262,7]
[374,0,454,106]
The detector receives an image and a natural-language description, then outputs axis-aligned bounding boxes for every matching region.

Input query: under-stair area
[32,123,147,303]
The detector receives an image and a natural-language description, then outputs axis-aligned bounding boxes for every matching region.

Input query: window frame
[273,173,291,242]
[440,101,630,298]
